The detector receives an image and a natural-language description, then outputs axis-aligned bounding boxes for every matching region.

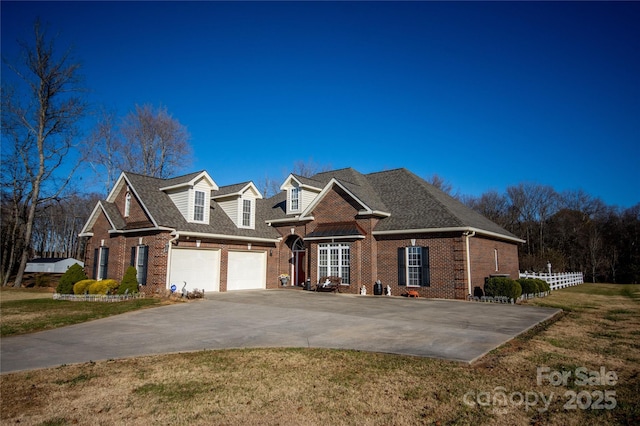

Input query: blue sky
[2,1,639,208]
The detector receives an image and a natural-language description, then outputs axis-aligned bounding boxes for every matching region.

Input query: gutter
[165,232,180,289]
[175,230,280,244]
[464,231,476,297]
[372,226,525,244]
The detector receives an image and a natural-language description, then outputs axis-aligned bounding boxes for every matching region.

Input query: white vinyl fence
[519,271,584,290]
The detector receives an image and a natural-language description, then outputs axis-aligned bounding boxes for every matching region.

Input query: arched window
[292,237,305,251]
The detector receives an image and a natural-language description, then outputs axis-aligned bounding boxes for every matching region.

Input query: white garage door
[169,248,220,293]
[227,251,266,291]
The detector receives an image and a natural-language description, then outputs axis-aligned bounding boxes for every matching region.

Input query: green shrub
[517,278,540,295]
[88,279,119,295]
[73,279,96,295]
[539,280,551,292]
[485,277,522,300]
[56,263,87,294]
[118,266,139,295]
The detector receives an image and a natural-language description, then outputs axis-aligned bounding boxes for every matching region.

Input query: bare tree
[292,157,331,178]
[1,19,86,287]
[426,173,454,195]
[85,108,122,194]
[119,104,192,178]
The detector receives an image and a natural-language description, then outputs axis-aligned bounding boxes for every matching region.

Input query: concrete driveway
[0,290,560,373]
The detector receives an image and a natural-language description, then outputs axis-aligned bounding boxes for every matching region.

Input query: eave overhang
[372,226,526,244]
[172,230,281,244]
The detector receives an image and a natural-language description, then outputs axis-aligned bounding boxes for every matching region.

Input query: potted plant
[279,274,290,286]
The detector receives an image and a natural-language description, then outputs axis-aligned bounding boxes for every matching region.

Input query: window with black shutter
[398,246,430,287]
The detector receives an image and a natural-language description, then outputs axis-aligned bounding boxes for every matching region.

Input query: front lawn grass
[1,284,639,425]
[0,295,164,337]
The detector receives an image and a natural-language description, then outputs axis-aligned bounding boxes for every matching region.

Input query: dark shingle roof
[303,168,389,213]
[268,167,518,240]
[366,168,518,238]
[100,201,126,229]
[213,182,252,198]
[122,172,278,240]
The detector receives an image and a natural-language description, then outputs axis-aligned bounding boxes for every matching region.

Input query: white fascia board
[298,178,369,219]
[212,182,263,200]
[265,216,315,225]
[160,171,219,191]
[108,226,175,235]
[176,230,280,244]
[109,173,159,228]
[79,202,104,235]
[279,174,299,191]
[372,226,526,243]
[105,172,127,202]
[279,174,321,192]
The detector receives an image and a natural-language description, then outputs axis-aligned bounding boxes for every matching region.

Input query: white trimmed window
[290,187,300,212]
[242,199,251,227]
[318,243,350,284]
[407,246,422,286]
[398,246,430,287]
[194,190,205,222]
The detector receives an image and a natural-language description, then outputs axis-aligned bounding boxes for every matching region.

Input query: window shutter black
[421,247,430,287]
[93,248,98,279]
[139,246,148,285]
[397,247,406,286]
[130,247,136,267]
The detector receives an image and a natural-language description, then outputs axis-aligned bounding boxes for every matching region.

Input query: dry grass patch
[1,284,639,425]
[0,290,170,337]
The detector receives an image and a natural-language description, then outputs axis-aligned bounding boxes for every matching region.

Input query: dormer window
[194,190,205,222]
[290,187,300,211]
[124,192,131,217]
[242,199,251,227]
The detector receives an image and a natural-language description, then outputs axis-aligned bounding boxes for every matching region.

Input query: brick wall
[114,186,154,228]
[375,233,467,299]
[269,185,525,300]
[469,236,520,294]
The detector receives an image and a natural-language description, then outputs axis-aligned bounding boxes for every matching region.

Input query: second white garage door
[227,251,267,291]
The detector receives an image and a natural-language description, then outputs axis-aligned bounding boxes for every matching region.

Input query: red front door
[294,251,306,286]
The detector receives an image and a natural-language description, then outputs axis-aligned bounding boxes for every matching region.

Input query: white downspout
[464,231,476,297]
[165,232,180,289]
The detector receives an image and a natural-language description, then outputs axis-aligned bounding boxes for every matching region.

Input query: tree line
[1,20,638,286]
[461,185,639,283]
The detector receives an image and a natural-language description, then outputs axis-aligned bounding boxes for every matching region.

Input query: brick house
[79,167,523,299]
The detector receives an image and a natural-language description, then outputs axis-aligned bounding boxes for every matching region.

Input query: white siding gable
[216,184,261,229]
[218,197,239,226]
[280,175,322,215]
[282,182,321,215]
[165,177,213,224]
[166,188,190,220]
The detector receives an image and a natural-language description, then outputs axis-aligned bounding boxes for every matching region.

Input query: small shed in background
[25,258,84,274]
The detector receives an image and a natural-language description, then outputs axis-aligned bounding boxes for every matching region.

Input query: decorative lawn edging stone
[52,293,144,302]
